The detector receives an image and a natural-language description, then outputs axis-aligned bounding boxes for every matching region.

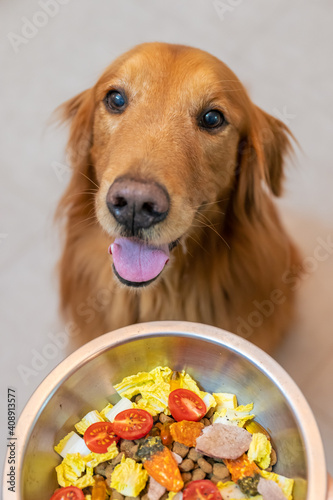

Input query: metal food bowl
[4,321,327,499]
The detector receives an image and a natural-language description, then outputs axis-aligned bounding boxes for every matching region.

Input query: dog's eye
[104,90,127,113]
[200,110,225,130]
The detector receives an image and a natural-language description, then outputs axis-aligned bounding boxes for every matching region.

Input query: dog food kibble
[94,461,109,476]
[105,465,115,485]
[128,444,139,459]
[187,448,202,462]
[179,458,195,472]
[112,452,125,466]
[52,366,294,500]
[172,442,189,458]
[212,463,230,480]
[270,448,278,466]
[181,472,192,483]
[159,414,174,424]
[120,440,136,454]
[209,474,222,484]
[205,407,215,419]
[192,468,206,481]
[197,457,213,474]
[111,491,124,500]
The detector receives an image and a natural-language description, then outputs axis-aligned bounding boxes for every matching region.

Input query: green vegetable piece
[137,436,164,461]
[238,473,260,496]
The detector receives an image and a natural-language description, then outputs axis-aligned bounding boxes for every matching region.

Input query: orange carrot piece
[143,447,184,492]
[170,420,204,447]
[224,453,260,482]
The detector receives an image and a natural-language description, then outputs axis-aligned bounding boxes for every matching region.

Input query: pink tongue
[110,238,170,283]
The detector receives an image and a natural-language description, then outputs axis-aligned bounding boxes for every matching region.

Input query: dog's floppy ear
[56,88,95,168]
[254,106,293,196]
[55,88,96,222]
[235,105,293,216]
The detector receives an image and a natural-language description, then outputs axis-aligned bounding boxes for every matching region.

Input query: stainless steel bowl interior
[5,321,326,500]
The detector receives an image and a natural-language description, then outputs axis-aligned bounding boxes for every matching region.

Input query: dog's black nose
[106,177,170,232]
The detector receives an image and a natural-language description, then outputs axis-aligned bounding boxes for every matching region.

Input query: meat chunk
[147,476,166,500]
[195,423,252,460]
[257,477,286,500]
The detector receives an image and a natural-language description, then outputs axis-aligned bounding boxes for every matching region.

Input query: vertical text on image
[7,387,17,493]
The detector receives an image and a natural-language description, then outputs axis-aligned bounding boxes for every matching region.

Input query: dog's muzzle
[106,177,170,234]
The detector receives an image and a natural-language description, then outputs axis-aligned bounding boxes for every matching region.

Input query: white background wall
[1,0,333,477]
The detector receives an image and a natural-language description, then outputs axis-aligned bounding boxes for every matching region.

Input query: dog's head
[59,42,292,288]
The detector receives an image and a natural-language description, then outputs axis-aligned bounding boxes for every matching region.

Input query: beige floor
[1,0,332,477]
[276,204,333,474]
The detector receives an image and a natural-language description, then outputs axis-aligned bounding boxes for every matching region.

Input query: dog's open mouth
[108,238,178,287]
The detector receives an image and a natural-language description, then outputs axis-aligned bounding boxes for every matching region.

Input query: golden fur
[56,42,300,352]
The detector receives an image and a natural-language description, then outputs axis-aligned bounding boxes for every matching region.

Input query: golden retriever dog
[57,42,300,352]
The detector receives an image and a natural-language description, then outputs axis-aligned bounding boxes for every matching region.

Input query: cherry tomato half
[83,422,119,453]
[168,389,206,422]
[50,486,85,500]
[113,409,153,440]
[183,480,222,500]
